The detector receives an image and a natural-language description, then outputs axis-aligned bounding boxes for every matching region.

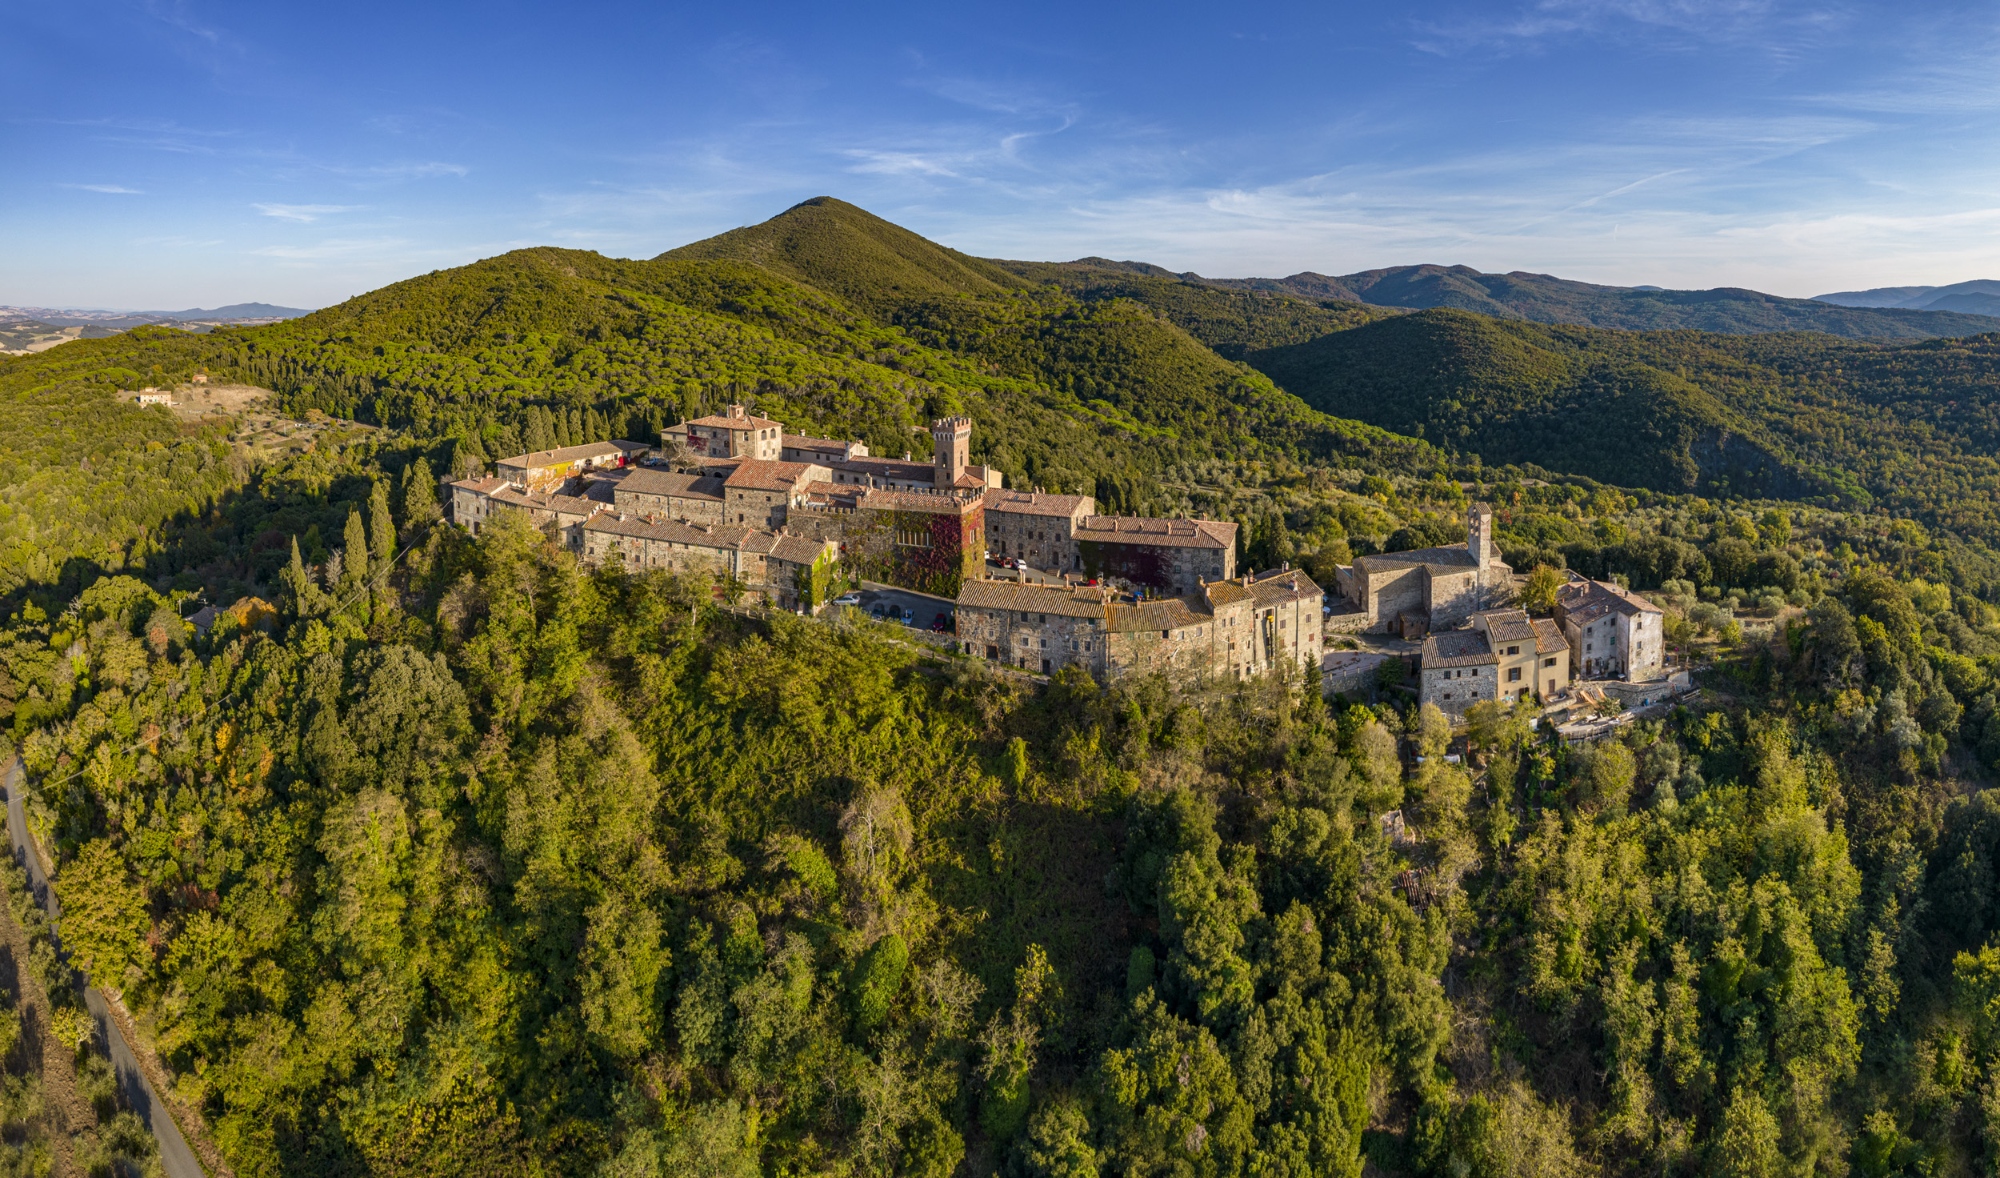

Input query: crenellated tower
[931,416,972,487]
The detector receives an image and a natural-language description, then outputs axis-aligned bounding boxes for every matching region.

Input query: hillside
[1816,278,2000,317]
[1023,259,2000,340]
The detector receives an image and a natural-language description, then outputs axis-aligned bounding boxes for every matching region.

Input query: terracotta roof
[1074,515,1236,549]
[958,579,1110,619]
[1205,581,1253,606]
[782,432,852,450]
[722,460,825,493]
[497,440,647,468]
[981,489,1095,518]
[489,487,604,516]
[617,469,726,502]
[1531,618,1570,654]
[1423,629,1498,669]
[1473,608,1538,645]
[1105,598,1210,633]
[584,514,757,550]
[1557,579,1663,622]
[581,480,619,504]
[768,534,836,564]
[687,409,783,431]
[1354,543,1475,573]
[1249,569,1322,607]
[450,476,508,494]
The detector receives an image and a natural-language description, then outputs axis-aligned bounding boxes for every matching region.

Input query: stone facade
[579,514,838,609]
[683,405,784,461]
[955,568,1322,683]
[1335,503,1513,636]
[612,469,727,526]
[982,490,1097,570]
[1419,608,1573,717]
[1077,516,1238,596]
[1554,579,1666,681]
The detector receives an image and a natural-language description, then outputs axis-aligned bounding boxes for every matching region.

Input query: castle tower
[1468,502,1494,571]
[931,416,972,487]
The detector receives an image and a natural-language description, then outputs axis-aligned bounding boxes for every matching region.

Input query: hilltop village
[447,411,1680,709]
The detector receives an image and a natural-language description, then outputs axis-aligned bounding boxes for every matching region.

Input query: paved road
[4,758,206,1178]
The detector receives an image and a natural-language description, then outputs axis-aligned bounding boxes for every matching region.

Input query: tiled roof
[722,460,824,493]
[450,476,508,494]
[1423,629,1497,669]
[1205,581,1253,606]
[497,440,647,468]
[687,410,783,431]
[581,480,618,504]
[1473,608,1539,645]
[1557,579,1663,621]
[1530,618,1570,654]
[584,514,757,549]
[1074,515,1236,549]
[1249,569,1323,607]
[781,432,852,451]
[958,579,1111,619]
[617,469,726,501]
[1105,598,1210,633]
[981,489,1095,518]
[490,487,603,516]
[1354,544,1475,573]
[768,534,836,564]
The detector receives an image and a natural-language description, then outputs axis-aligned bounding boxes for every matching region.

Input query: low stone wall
[1322,650,1391,696]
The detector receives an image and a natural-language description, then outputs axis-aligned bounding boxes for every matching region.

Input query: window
[1543,657,1556,668]
[1508,667,1522,682]
[1506,645,1519,655]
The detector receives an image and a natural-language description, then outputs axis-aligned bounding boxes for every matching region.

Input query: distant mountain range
[0,302,310,329]
[1012,260,2000,341]
[1813,279,2000,318]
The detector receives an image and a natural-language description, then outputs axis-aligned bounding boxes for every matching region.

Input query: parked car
[870,604,888,620]
[900,606,915,624]
[930,614,952,633]
[834,593,861,606]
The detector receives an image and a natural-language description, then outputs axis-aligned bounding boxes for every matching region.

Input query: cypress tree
[402,457,442,527]
[343,508,369,587]
[369,481,396,567]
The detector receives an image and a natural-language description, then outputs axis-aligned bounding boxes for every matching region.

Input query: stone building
[1418,608,1573,718]
[1076,515,1238,596]
[494,440,648,490]
[447,476,611,547]
[683,405,785,461]
[714,460,833,528]
[790,483,986,598]
[579,514,837,609]
[1553,578,1666,680]
[611,469,728,525]
[1335,503,1513,637]
[982,490,1097,570]
[954,568,1322,682]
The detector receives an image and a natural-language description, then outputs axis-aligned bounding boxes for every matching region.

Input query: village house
[954,567,1322,682]
[611,468,728,525]
[448,476,613,546]
[1554,578,1667,680]
[495,439,649,490]
[982,490,1096,569]
[1334,503,1514,637]
[579,514,837,610]
[789,482,986,598]
[1419,608,1572,717]
[1075,515,1238,596]
[681,404,786,461]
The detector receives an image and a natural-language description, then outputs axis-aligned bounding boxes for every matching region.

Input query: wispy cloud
[253,203,361,222]
[1411,0,1835,57]
[251,236,408,260]
[65,184,144,194]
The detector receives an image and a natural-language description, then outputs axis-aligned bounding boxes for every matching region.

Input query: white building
[1553,579,1666,681]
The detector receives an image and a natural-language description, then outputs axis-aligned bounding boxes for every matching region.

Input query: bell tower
[1469,502,1494,571]
[931,416,972,487]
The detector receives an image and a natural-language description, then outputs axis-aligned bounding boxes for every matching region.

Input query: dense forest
[10,196,2000,1175]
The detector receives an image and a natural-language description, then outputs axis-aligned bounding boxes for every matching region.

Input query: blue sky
[5,0,2000,309]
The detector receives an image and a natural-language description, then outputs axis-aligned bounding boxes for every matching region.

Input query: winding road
[3,757,205,1178]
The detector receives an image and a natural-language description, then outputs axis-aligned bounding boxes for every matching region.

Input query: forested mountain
[1817,279,2000,317]
[16,197,2000,1176]
[1005,258,2000,340]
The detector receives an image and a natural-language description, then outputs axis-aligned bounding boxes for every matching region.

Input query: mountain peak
[659,196,1028,314]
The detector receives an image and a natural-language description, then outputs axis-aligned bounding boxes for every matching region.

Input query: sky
[5,0,2000,309]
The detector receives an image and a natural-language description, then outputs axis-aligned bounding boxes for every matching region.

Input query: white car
[833,593,861,606]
